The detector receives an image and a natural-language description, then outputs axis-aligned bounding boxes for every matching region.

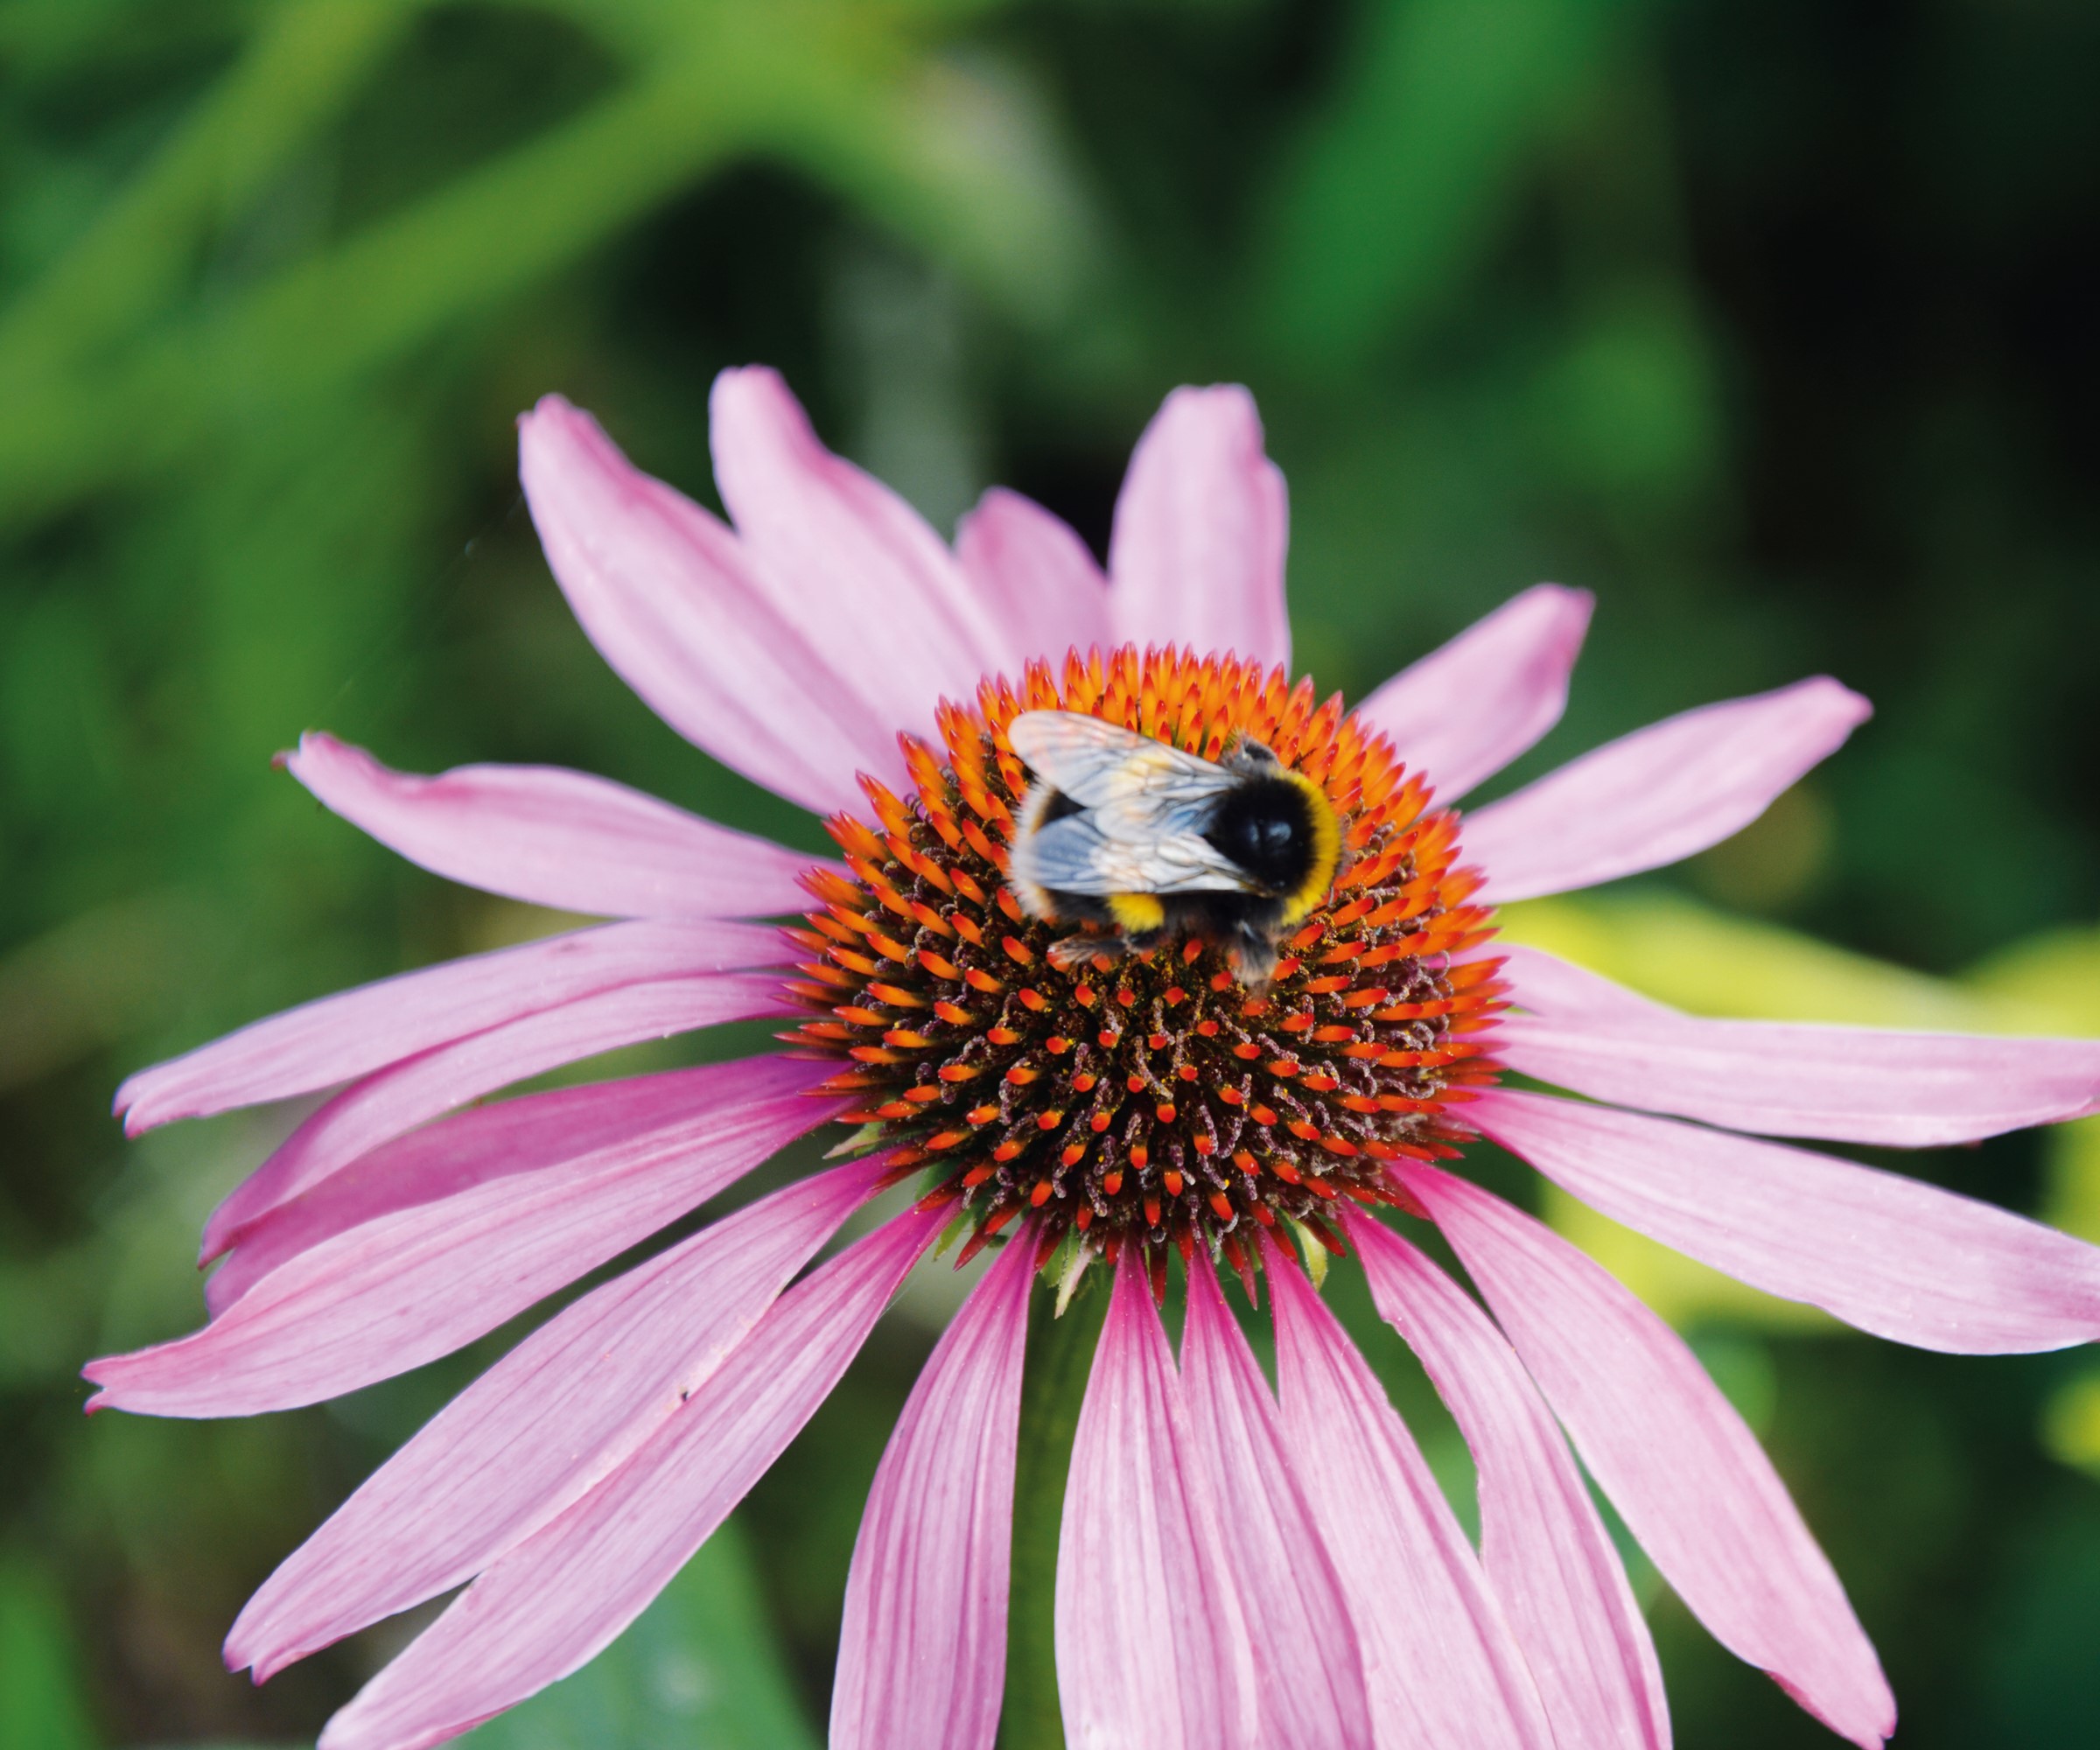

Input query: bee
[1004,710,1342,990]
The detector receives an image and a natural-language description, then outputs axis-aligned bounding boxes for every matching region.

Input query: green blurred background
[4,0,2097,1744]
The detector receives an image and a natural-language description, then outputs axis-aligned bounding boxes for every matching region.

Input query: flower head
[89,369,2100,1750]
[792,643,1498,1280]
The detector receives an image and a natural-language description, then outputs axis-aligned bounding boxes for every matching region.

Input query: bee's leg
[1046,932,1124,973]
[1046,927,1168,974]
[1046,934,1102,971]
[1225,924,1280,995]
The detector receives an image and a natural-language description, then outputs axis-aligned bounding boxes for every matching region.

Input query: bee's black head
[1204,775,1320,893]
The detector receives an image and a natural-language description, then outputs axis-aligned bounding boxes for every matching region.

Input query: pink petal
[709,367,1017,718]
[954,486,1112,665]
[1355,584,1595,802]
[1465,678,1872,903]
[211,1061,778,1313]
[229,1154,887,1680]
[286,733,822,919]
[1497,943,2100,1147]
[830,1229,1036,1750]
[316,1205,943,1750]
[1472,1088,2100,1354]
[1264,1244,1555,1750]
[1397,1162,1895,1747]
[84,1057,842,1417]
[200,971,791,1277]
[520,395,895,815]
[1056,1252,1259,1749]
[1179,1263,1374,1748]
[1106,385,1291,667]
[116,916,781,1134]
[1348,1214,1670,1750]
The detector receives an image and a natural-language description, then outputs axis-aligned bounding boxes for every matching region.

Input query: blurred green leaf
[1530,284,1722,512]
[1502,892,1987,1028]
[0,46,741,527]
[756,46,1101,334]
[1254,0,1646,370]
[1967,924,2100,1244]
[1970,923,2100,1033]
[0,891,224,1093]
[1970,1494,2100,1737]
[2041,1366,2100,1483]
[0,0,416,396]
[2042,1117,2100,1248]
[0,1,1098,532]
[0,1557,100,1750]
[460,1518,815,1750]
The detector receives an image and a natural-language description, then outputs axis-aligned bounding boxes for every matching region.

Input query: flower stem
[997,1267,1107,1750]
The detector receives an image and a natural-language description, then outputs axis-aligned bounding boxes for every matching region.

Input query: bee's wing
[1008,710,1228,813]
[1010,809,1256,897]
[1008,711,1256,896]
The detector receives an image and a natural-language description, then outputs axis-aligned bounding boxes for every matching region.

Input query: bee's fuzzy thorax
[784,644,1504,1284]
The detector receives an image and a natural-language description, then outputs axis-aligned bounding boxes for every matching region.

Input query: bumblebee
[1004,710,1341,990]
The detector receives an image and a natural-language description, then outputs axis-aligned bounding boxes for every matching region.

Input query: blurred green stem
[0,44,745,528]
[0,0,416,394]
[998,1271,1105,1750]
[0,3,1090,532]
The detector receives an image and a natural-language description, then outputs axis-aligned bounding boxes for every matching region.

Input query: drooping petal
[200,971,791,1276]
[1264,1243,1555,1750]
[84,1058,842,1416]
[709,367,1015,721]
[1465,678,1871,903]
[1497,944,2100,1147]
[954,486,1112,666]
[229,1155,887,1681]
[1179,1263,1374,1749]
[830,1228,1035,1750]
[115,916,781,1134]
[519,395,894,815]
[1355,584,1594,802]
[1397,1162,1895,1748]
[1348,1214,1670,1750]
[1056,1252,1259,1750]
[316,1205,944,1750]
[209,1060,779,1312]
[1472,1088,2100,1354]
[1106,385,1290,668]
[286,733,822,919]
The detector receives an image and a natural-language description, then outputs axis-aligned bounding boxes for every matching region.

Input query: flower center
[785,646,1504,1283]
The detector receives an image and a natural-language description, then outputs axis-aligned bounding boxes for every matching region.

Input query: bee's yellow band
[1108,892,1167,935]
[1276,769,1341,928]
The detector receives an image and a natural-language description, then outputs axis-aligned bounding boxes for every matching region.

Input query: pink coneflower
[89,370,2100,1750]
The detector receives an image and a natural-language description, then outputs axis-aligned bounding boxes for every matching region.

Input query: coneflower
[89,370,2100,1749]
